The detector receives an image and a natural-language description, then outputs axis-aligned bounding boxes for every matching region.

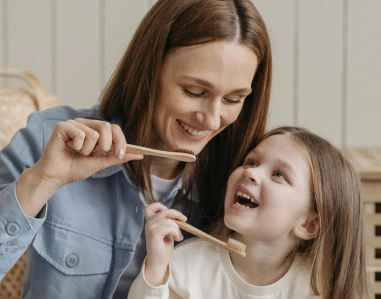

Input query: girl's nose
[243,168,260,184]
[196,100,221,131]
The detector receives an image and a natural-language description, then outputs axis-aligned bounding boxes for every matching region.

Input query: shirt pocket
[32,222,112,275]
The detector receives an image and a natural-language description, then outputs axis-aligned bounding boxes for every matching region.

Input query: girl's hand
[144,203,187,286]
[16,118,143,217]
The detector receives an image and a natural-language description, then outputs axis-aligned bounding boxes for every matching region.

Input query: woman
[0,0,272,298]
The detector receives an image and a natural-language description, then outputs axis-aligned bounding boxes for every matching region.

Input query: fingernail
[93,151,102,156]
[117,149,125,159]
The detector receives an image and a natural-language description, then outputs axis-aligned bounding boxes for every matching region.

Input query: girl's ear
[293,213,319,240]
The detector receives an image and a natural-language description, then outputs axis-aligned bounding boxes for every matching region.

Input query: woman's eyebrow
[180,75,252,93]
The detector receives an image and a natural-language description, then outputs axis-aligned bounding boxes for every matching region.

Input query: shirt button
[65,254,79,268]
[5,222,20,236]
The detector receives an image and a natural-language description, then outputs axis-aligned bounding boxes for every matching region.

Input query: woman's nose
[196,100,221,131]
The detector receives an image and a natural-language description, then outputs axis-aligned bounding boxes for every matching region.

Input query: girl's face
[224,134,313,243]
[151,41,258,154]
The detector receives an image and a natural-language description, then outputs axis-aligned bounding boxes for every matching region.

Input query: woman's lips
[177,120,209,140]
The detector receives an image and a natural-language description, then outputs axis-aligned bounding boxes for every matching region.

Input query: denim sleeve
[0,112,47,280]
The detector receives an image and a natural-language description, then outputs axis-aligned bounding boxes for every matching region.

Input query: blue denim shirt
[0,106,202,299]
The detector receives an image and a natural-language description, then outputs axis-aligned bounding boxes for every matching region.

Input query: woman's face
[151,41,258,154]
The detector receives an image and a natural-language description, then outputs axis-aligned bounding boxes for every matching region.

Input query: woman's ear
[293,213,319,240]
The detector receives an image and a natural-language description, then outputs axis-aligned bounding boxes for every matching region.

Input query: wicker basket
[342,148,381,299]
[0,68,59,299]
[0,252,27,299]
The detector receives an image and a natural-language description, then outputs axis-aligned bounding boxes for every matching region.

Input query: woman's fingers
[111,124,127,159]
[73,118,113,152]
[57,118,129,160]
[64,120,100,155]
[74,118,129,160]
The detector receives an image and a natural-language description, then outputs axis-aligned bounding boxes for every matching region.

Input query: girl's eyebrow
[275,159,296,176]
[179,75,252,94]
[247,149,297,177]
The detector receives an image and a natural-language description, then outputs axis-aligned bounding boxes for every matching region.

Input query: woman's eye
[183,88,205,98]
[223,97,243,105]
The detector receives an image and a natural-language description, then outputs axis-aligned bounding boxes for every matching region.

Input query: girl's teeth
[236,191,257,204]
[236,202,250,208]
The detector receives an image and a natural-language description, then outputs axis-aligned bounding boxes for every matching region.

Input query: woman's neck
[150,155,184,179]
[229,233,295,286]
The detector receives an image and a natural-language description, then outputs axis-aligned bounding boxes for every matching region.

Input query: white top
[128,238,320,299]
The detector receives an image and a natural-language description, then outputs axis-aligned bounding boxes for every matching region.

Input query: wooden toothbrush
[172,219,246,257]
[111,144,196,162]
[143,205,245,256]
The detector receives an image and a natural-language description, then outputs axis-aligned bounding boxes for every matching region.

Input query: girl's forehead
[250,134,294,154]
[247,135,310,168]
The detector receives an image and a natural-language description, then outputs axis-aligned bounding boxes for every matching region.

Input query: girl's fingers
[144,202,168,220]
[146,218,184,242]
[144,203,187,222]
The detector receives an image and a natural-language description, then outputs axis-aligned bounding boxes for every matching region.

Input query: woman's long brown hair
[260,127,369,299]
[99,0,272,223]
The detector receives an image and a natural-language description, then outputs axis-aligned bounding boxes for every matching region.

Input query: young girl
[128,126,369,299]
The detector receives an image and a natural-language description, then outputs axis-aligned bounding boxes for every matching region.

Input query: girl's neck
[229,233,295,286]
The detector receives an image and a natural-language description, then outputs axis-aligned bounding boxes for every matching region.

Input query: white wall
[1,0,380,148]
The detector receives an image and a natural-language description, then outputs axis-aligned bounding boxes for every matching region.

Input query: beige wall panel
[0,0,4,69]
[252,0,295,130]
[103,1,149,87]
[56,1,101,109]
[0,0,5,87]
[7,0,52,90]
[347,0,381,147]
[298,0,343,146]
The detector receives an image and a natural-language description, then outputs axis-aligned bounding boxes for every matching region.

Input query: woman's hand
[144,203,187,286]
[16,118,143,217]
[34,118,142,187]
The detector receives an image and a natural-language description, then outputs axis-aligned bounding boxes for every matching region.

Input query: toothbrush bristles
[227,238,246,257]
[174,148,195,155]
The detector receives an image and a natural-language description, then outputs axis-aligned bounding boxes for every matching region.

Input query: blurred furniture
[0,253,27,299]
[0,69,60,299]
[342,148,381,299]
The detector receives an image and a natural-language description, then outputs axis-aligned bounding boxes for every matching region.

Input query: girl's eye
[183,88,205,98]
[243,158,257,168]
[273,171,287,181]
[223,97,243,105]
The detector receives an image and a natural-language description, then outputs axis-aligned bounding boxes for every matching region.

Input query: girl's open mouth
[234,191,259,209]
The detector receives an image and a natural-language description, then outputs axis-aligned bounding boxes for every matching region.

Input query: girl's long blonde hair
[260,126,369,299]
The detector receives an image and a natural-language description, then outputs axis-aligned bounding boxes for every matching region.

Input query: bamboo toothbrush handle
[111,144,196,162]
[172,219,227,248]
